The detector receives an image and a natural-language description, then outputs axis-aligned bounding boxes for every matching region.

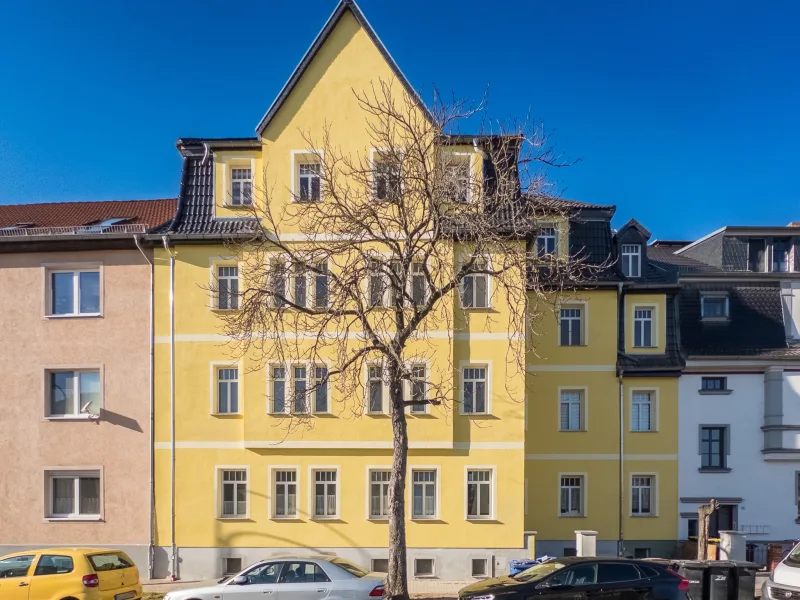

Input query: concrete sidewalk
[144,578,471,596]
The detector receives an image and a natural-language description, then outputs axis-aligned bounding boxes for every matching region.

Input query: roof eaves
[254,0,434,137]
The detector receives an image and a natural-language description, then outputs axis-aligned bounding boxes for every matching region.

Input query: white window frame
[269,466,299,519]
[220,156,256,208]
[370,148,403,202]
[268,257,289,308]
[700,293,730,320]
[365,362,388,415]
[465,467,495,521]
[229,166,253,206]
[409,466,440,520]
[621,244,641,278]
[470,557,490,578]
[210,259,240,311]
[210,362,242,416]
[459,362,491,415]
[459,256,491,309]
[442,152,476,204]
[290,150,324,202]
[43,263,103,318]
[267,361,330,415]
[308,466,340,520]
[268,363,288,414]
[366,467,392,521]
[413,557,436,578]
[537,225,558,257]
[630,388,658,432]
[559,302,587,346]
[406,362,429,415]
[558,472,586,517]
[630,473,657,517]
[632,304,656,348]
[43,467,103,521]
[371,558,389,573]
[291,364,310,414]
[217,466,249,519]
[558,387,586,432]
[43,366,103,419]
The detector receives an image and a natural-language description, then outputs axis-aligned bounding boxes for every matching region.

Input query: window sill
[368,517,389,522]
[558,429,587,433]
[558,514,586,518]
[461,307,494,312]
[631,429,658,433]
[461,412,492,417]
[217,516,254,522]
[366,412,390,418]
[210,307,240,313]
[45,516,103,522]
[630,514,657,518]
[410,517,443,523]
[413,575,438,579]
[211,413,242,418]
[310,516,342,522]
[270,516,302,521]
[44,415,96,422]
[701,317,730,323]
[221,203,254,209]
[558,344,588,348]
[45,313,102,319]
[698,390,733,395]
[698,468,732,473]
[466,517,499,523]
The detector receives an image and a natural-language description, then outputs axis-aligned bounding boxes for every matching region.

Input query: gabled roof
[0,199,177,230]
[616,217,651,240]
[254,0,433,137]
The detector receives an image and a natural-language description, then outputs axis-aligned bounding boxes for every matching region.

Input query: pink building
[0,199,176,573]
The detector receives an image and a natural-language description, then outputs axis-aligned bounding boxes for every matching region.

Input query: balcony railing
[0,224,147,238]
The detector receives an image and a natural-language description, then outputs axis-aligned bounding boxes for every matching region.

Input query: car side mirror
[231,575,248,585]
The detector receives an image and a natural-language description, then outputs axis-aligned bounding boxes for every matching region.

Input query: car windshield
[513,561,566,582]
[331,558,369,578]
[785,543,800,567]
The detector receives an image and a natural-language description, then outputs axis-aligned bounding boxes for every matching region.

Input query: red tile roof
[0,198,177,229]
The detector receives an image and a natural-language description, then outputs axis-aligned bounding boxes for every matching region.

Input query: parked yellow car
[0,548,141,600]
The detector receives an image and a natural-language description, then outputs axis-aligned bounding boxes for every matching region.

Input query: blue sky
[0,0,797,239]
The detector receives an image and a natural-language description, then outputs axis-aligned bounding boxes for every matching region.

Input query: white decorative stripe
[155,441,524,450]
[525,453,677,461]
[526,364,616,372]
[156,332,521,344]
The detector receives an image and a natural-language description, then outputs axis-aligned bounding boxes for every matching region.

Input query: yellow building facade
[151,0,680,580]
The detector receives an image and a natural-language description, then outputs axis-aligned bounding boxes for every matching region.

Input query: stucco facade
[0,248,153,567]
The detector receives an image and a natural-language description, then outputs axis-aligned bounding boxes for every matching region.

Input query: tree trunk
[386,364,410,600]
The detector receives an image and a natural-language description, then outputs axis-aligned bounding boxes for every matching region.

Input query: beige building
[0,199,176,572]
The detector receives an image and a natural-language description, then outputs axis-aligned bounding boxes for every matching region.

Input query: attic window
[83,218,131,232]
[443,154,473,203]
[621,244,641,278]
[0,222,36,231]
[701,293,729,320]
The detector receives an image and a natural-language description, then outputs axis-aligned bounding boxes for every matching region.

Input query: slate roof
[678,282,794,357]
[0,198,177,230]
[527,194,616,215]
[154,151,259,237]
[255,0,432,136]
[647,243,719,274]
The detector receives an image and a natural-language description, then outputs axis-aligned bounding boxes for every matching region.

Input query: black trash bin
[647,559,758,600]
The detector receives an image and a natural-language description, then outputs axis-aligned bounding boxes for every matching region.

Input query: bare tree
[214,81,597,600]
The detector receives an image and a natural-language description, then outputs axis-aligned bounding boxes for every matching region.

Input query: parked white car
[164,555,385,600]
[763,543,800,599]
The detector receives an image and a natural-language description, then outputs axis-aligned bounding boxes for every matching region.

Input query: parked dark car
[459,557,690,600]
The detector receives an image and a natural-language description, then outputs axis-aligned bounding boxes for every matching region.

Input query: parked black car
[459,557,690,600]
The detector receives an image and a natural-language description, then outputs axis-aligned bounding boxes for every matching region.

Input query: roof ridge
[254,0,432,136]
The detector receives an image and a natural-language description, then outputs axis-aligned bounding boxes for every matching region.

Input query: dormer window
[701,293,729,320]
[443,155,473,203]
[748,238,766,272]
[621,244,641,278]
[537,227,557,257]
[773,238,791,273]
[230,168,253,206]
